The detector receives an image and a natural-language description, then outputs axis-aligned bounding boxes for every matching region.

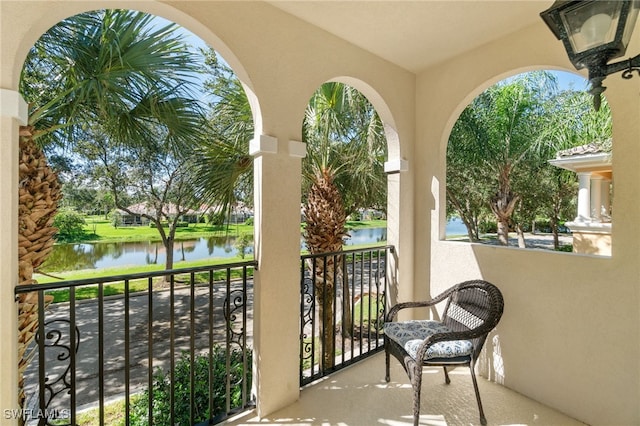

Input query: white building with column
[549,142,612,256]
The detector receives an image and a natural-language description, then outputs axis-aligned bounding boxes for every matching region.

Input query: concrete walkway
[23,281,253,411]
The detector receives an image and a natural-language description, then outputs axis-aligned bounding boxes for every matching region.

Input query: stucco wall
[419,20,640,426]
[0,0,415,422]
[1,1,638,425]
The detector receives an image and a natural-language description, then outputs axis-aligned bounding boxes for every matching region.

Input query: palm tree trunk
[303,169,347,370]
[490,166,520,246]
[17,128,62,412]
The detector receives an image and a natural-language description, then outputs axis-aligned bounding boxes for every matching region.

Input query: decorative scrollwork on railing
[35,318,80,425]
[224,289,246,349]
[300,275,315,367]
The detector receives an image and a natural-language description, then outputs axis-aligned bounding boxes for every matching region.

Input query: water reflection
[43,228,388,272]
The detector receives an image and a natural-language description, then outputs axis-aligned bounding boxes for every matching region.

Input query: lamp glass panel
[621,1,640,49]
[560,1,623,53]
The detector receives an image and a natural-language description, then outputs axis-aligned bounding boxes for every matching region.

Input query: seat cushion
[384,320,473,361]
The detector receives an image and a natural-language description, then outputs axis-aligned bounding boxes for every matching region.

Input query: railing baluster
[225,267,232,414]
[147,276,153,426]
[367,250,373,352]
[299,259,306,385]
[208,269,215,418]
[124,279,130,424]
[37,289,46,423]
[169,274,175,426]
[242,265,249,407]
[359,251,364,357]
[311,257,317,378]
[190,271,196,425]
[98,282,104,426]
[350,252,356,361]
[70,286,77,425]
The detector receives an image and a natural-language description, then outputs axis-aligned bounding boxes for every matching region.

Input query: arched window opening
[299,81,389,376]
[445,70,612,256]
[301,82,389,254]
[17,9,256,424]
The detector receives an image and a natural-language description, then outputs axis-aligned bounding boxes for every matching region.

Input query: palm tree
[447,72,557,245]
[302,82,386,369]
[17,9,203,409]
[193,55,388,370]
[188,50,254,220]
[447,72,611,247]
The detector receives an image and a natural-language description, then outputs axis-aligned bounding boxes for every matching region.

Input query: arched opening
[298,79,397,379]
[442,69,612,256]
[16,8,259,424]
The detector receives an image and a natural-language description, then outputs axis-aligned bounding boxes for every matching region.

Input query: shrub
[129,346,252,425]
[53,209,87,242]
[478,220,497,234]
[234,234,252,259]
[556,244,573,252]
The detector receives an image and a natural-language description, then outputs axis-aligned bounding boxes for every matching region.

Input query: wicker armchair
[384,280,504,426]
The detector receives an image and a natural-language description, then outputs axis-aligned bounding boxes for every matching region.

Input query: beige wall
[419,20,640,426]
[572,232,612,256]
[0,0,415,423]
[1,2,638,426]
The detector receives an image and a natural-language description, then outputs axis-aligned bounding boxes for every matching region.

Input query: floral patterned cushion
[384,320,473,360]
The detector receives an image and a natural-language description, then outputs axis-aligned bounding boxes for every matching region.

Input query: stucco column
[576,172,592,222]
[600,178,611,221]
[590,175,603,222]
[0,89,25,425]
[384,159,409,312]
[250,135,304,417]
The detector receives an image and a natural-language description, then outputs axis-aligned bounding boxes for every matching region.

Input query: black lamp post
[540,0,640,110]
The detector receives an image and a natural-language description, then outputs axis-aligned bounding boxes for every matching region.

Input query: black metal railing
[14,261,256,426]
[300,245,394,386]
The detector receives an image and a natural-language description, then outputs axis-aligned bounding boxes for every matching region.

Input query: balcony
[227,352,585,425]
[15,245,586,426]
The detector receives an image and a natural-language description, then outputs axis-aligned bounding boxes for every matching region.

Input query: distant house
[549,141,612,256]
[115,202,204,226]
[114,203,151,226]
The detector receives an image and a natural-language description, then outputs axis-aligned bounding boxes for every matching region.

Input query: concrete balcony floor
[226,352,585,426]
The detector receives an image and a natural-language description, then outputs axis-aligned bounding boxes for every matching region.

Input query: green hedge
[130,345,252,425]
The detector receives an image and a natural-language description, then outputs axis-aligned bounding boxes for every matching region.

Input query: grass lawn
[81,216,384,243]
[82,216,253,243]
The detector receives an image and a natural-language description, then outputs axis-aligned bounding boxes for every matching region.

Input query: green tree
[301,82,387,368]
[52,209,87,242]
[447,73,611,248]
[448,72,556,245]
[188,50,254,220]
[79,126,201,271]
[192,52,388,369]
[17,9,204,409]
[535,90,611,247]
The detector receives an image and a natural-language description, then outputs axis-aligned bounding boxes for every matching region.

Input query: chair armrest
[414,328,482,363]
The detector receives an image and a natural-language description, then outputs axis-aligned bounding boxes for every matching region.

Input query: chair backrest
[441,280,504,360]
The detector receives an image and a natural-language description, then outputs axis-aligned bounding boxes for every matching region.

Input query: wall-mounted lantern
[540,0,640,110]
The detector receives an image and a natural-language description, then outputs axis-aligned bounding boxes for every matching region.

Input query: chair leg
[469,364,487,425]
[407,362,422,426]
[442,366,450,384]
[385,344,390,382]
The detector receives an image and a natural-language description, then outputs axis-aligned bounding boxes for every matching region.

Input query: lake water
[44,220,466,272]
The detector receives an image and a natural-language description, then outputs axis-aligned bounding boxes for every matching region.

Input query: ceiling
[267,1,551,73]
